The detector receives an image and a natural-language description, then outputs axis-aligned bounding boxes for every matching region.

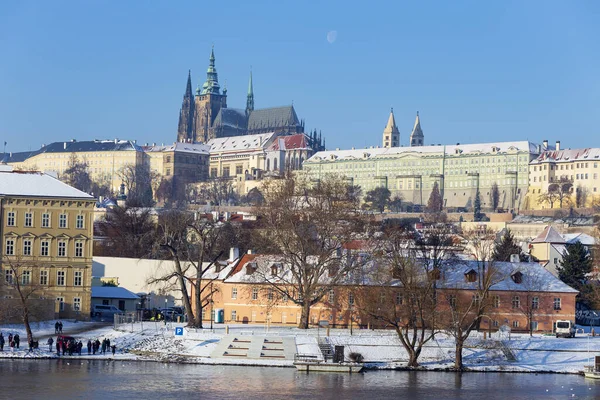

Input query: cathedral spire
[185,70,192,97]
[177,70,196,143]
[382,107,400,148]
[246,69,254,113]
[200,45,221,95]
[410,111,424,147]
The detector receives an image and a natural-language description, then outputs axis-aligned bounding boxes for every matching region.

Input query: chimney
[556,141,561,151]
[543,139,548,150]
[229,247,240,262]
[63,142,67,150]
[247,249,253,255]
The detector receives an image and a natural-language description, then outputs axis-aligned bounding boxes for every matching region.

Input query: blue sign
[175,327,184,336]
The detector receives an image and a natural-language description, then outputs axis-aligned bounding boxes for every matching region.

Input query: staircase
[499,341,517,362]
[318,337,333,361]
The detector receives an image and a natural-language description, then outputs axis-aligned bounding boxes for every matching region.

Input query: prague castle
[176,47,324,152]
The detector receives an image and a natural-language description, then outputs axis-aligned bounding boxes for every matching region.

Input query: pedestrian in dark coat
[8,334,13,345]
[111,345,116,356]
[56,340,61,356]
[87,340,92,354]
[54,322,59,334]
[58,322,63,334]
[0,333,4,351]
[101,339,106,354]
[77,341,83,355]
[47,337,54,352]
[106,338,111,348]
[14,334,20,349]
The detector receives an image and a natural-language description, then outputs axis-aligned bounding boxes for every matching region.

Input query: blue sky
[1,1,599,152]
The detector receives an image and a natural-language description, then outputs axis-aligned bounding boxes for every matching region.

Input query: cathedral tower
[382,108,400,148]
[177,70,195,143]
[409,112,424,147]
[194,46,227,143]
[246,70,254,114]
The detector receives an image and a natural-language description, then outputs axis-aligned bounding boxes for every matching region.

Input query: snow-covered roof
[531,148,600,164]
[563,233,596,246]
[531,226,566,244]
[91,286,140,299]
[0,170,94,199]
[207,132,275,153]
[142,142,210,155]
[306,140,543,163]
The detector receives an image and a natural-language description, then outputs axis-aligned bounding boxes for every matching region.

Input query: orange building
[194,252,577,333]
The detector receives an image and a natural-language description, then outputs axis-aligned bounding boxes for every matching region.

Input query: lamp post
[210,283,214,331]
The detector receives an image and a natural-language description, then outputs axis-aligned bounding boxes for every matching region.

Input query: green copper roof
[199,46,221,95]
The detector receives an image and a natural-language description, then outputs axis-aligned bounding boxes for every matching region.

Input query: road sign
[175,327,184,336]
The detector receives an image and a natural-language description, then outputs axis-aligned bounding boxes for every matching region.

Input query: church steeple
[246,69,254,113]
[382,108,400,148]
[177,70,196,143]
[410,111,424,147]
[200,45,221,95]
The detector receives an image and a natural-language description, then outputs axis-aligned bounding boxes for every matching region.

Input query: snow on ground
[2,320,600,374]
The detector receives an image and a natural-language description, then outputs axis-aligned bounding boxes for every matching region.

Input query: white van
[555,320,576,338]
[91,305,122,318]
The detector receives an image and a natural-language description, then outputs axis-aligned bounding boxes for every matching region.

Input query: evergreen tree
[426,182,443,213]
[473,190,483,221]
[365,187,391,213]
[557,241,592,291]
[493,229,522,262]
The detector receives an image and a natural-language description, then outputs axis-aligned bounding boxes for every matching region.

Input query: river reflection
[1,359,599,399]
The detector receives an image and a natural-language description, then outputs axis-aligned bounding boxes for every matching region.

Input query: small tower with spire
[382,108,400,148]
[409,111,424,147]
[246,69,254,115]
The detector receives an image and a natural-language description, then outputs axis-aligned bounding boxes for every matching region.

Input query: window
[5,269,14,284]
[24,212,33,227]
[231,310,237,321]
[5,239,15,255]
[252,287,258,300]
[267,288,274,301]
[76,215,84,229]
[7,211,15,226]
[41,241,49,256]
[75,241,84,257]
[57,271,66,286]
[348,293,355,306]
[553,297,561,310]
[231,287,237,299]
[236,165,243,175]
[223,167,230,177]
[23,239,32,256]
[448,295,457,308]
[472,294,481,305]
[58,241,67,257]
[493,320,499,328]
[59,214,67,228]
[73,297,81,312]
[42,213,50,228]
[553,258,558,265]
[532,297,539,309]
[328,289,335,303]
[512,296,520,309]
[166,168,171,176]
[40,270,48,285]
[74,271,83,286]
[166,156,171,163]
[493,295,500,308]
[56,297,64,312]
[21,270,31,285]
[512,320,520,328]
[210,168,217,177]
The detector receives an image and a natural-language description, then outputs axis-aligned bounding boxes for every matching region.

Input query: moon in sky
[327,30,337,44]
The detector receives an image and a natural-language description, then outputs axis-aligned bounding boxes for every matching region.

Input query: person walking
[8,333,13,346]
[14,334,20,349]
[47,337,54,352]
[56,339,61,356]
[87,340,92,354]
[58,322,63,334]
[101,339,106,355]
[111,344,116,356]
[0,333,4,351]
[77,341,83,355]
[54,322,59,334]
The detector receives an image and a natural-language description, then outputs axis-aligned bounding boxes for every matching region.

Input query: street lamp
[210,299,214,331]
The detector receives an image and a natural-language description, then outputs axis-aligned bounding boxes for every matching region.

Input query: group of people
[54,321,64,334]
[48,337,116,356]
[0,333,20,351]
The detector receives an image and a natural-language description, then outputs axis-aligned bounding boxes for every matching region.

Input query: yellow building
[0,166,96,319]
[142,142,210,183]
[527,145,600,209]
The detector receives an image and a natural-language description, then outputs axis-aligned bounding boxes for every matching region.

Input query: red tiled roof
[228,253,258,277]
[342,240,370,250]
[268,134,309,151]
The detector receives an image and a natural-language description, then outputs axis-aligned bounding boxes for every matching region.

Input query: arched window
[266,159,270,171]
[273,158,278,171]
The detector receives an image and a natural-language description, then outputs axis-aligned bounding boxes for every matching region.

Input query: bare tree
[490,182,500,212]
[549,177,573,208]
[576,185,589,208]
[441,228,503,370]
[198,178,237,206]
[94,206,157,258]
[63,154,92,193]
[150,210,231,328]
[537,190,559,209]
[118,164,157,207]
[357,227,440,367]
[0,257,51,344]
[252,174,367,329]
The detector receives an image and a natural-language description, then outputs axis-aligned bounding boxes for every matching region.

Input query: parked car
[160,308,183,321]
[91,304,122,318]
[555,320,576,338]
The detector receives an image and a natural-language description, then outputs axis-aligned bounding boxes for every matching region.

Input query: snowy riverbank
[2,320,600,374]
